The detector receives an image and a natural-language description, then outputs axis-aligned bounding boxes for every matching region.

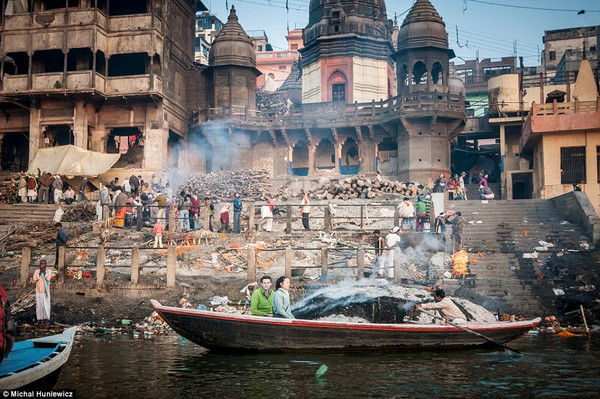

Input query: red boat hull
[151,300,541,352]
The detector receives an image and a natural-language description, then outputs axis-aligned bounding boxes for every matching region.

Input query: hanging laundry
[119,136,129,154]
[129,135,137,148]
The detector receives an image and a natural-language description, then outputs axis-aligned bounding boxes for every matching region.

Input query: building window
[332,84,345,102]
[591,46,597,53]
[561,146,586,184]
[291,44,298,50]
[549,51,556,61]
[258,45,263,52]
[279,66,286,70]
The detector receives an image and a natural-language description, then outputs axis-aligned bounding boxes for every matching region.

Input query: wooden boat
[151,300,541,352]
[0,327,76,390]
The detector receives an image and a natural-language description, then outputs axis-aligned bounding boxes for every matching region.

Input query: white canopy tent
[27,145,120,177]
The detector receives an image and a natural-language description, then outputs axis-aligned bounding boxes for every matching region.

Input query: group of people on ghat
[96,174,247,242]
[433,170,495,200]
[17,171,84,204]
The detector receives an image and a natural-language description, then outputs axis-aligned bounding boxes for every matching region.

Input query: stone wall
[549,191,600,244]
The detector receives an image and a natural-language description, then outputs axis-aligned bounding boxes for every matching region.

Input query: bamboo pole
[580,304,590,338]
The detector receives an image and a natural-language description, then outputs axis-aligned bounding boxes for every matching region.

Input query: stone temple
[187,0,466,186]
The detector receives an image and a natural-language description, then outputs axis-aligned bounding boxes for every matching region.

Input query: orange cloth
[114,208,126,227]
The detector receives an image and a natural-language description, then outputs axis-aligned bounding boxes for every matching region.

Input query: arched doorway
[292,141,309,176]
[315,139,335,170]
[340,138,359,175]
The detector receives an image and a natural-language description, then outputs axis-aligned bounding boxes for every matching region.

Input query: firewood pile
[256,91,289,116]
[178,170,274,202]
[62,202,97,222]
[309,176,426,200]
[0,173,20,204]
[0,222,56,252]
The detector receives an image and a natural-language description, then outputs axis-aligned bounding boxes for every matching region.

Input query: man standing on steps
[233,193,242,233]
[450,211,467,253]
[54,222,68,267]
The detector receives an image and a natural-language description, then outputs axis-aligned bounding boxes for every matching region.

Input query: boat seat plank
[0,342,61,377]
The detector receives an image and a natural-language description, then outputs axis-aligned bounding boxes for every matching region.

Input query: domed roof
[304,0,390,44]
[308,0,387,23]
[397,0,448,51]
[208,6,256,69]
[448,64,465,96]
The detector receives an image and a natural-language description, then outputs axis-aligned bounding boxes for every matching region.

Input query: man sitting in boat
[414,289,467,324]
[273,276,295,319]
[251,276,275,317]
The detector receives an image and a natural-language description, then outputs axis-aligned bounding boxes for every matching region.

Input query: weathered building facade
[0,0,206,175]
[190,0,466,185]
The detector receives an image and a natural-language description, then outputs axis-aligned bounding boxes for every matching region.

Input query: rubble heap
[0,173,20,204]
[179,170,273,202]
[310,176,426,200]
[62,202,97,222]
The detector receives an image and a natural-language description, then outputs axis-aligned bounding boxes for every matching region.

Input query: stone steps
[441,198,588,316]
[0,204,59,225]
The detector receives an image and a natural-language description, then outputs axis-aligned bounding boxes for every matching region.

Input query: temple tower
[301,0,394,104]
[392,0,466,182]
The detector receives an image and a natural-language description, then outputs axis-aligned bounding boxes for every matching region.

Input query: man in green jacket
[251,276,274,316]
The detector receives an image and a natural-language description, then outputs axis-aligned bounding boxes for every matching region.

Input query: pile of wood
[0,173,20,204]
[62,202,97,222]
[256,91,289,116]
[310,176,426,200]
[0,222,56,252]
[178,170,273,202]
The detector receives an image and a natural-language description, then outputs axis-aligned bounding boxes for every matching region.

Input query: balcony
[108,14,161,32]
[520,98,600,151]
[4,9,106,31]
[105,74,162,95]
[2,75,28,91]
[1,71,161,95]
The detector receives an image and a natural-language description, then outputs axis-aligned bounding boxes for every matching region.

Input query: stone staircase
[442,199,589,317]
[0,204,59,235]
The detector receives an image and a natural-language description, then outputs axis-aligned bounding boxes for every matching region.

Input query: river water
[54,332,599,398]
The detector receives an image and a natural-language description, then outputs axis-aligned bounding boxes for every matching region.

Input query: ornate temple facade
[189,0,466,185]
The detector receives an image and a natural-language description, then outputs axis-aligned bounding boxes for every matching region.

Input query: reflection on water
[56,334,600,398]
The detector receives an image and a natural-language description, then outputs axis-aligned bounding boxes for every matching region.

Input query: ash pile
[178,170,274,202]
[292,282,497,324]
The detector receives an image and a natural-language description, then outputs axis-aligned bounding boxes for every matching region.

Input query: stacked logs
[0,222,56,252]
[62,202,97,222]
[0,173,21,204]
[310,176,425,200]
[178,170,274,202]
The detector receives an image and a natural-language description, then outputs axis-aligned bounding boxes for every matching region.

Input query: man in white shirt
[380,226,401,278]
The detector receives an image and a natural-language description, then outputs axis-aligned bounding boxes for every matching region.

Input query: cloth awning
[27,145,120,177]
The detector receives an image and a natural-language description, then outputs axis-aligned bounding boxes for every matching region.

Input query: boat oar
[417,309,522,355]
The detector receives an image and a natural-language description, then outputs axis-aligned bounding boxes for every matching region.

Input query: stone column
[20,247,31,288]
[357,247,365,280]
[131,247,140,285]
[166,245,176,288]
[57,247,65,286]
[247,247,256,284]
[285,246,292,277]
[321,247,328,280]
[96,245,105,287]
